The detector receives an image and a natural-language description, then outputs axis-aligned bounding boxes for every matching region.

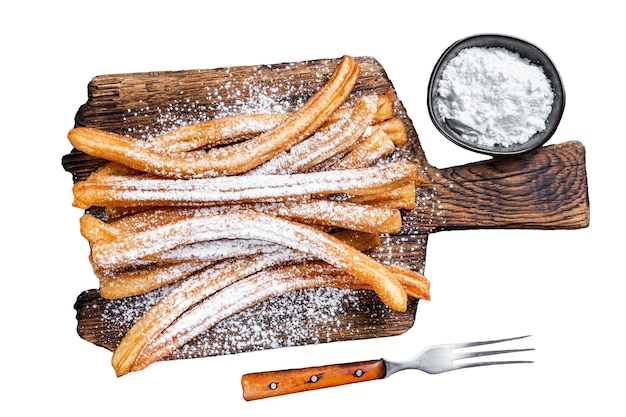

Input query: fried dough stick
[159,229,377,264]
[249,95,378,175]
[100,261,210,299]
[129,261,430,374]
[371,117,408,146]
[99,231,380,299]
[149,90,395,153]
[325,89,395,126]
[152,113,286,152]
[348,181,418,210]
[304,117,407,173]
[111,253,295,376]
[83,207,387,298]
[80,188,404,238]
[255,200,401,234]
[112,246,429,376]
[81,201,401,288]
[111,201,401,236]
[89,210,407,312]
[331,118,407,170]
[334,129,396,170]
[72,160,420,209]
[67,56,360,179]
[85,210,382,299]
[98,229,381,299]
[98,230,381,299]
[83,202,394,262]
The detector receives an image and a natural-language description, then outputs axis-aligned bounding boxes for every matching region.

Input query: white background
[2,1,622,415]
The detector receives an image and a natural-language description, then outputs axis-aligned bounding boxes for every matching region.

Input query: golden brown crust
[68,56,360,179]
[148,89,395,153]
[97,227,383,299]
[151,113,287,152]
[348,181,418,210]
[129,261,429,374]
[249,95,379,174]
[84,200,402,241]
[89,210,408,312]
[72,160,420,209]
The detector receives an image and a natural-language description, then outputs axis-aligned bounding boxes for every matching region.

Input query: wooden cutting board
[63,56,590,362]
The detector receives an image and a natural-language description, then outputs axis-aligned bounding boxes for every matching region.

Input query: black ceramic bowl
[427,34,565,157]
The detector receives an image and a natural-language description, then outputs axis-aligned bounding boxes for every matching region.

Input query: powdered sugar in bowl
[427,34,565,157]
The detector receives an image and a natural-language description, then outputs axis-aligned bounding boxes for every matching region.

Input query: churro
[83,199,401,246]
[249,95,378,174]
[72,160,420,209]
[331,117,407,168]
[348,181,418,210]
[98,228,383,299]
[128,261,429,374]
[149,90,394,153]
[99,261,211,299]
[68,56,359,179]
[151,113,286,152]
[332,128,397,170]
[89,210,407,311]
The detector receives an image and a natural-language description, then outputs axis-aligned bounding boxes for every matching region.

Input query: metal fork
[241,335,533,401]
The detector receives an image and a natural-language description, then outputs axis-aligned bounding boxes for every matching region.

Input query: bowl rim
[427,33,566,157]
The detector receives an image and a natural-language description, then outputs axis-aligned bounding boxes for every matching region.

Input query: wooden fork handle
[241,359,385,401]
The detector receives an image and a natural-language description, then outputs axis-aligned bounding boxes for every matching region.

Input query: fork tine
[448,335,532,350]
[453,347,535,361]
[447,336,534,372]
[451,359,534,372]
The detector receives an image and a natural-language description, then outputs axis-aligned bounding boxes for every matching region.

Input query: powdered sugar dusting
[100,285,173,336]
[120,62,336,140]
[188,288,362,356]
[97,286,386,357]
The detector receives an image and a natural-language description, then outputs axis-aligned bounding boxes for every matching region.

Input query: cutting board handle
[403,141,590,232]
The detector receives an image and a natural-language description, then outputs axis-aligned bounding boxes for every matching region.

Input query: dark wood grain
[403,141,590,233]
[63,56,589,363]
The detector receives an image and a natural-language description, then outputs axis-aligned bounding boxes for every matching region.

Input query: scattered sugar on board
[178,287,389,358]
[120,61,336,139]
[100,285,173,338]
[99,286,393,355]
[368,234,427,271]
